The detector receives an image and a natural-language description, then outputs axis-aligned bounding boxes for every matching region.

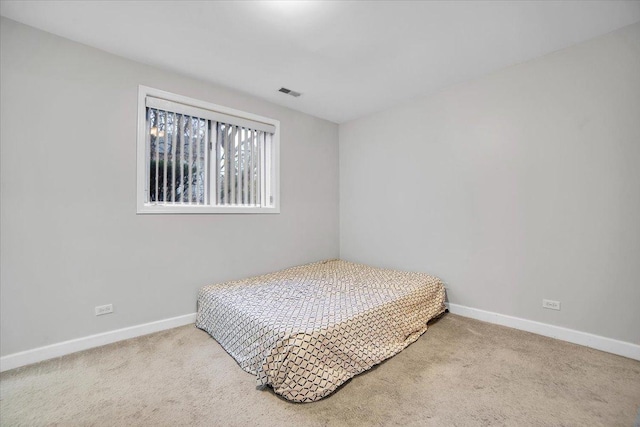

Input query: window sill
[136,204,280,214]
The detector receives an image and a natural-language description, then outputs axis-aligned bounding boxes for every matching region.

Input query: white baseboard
[446,303,640,361]
[0,313,197,372]
[2,305,638,372]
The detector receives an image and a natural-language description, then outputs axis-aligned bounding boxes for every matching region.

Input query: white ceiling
[2,1,639,123]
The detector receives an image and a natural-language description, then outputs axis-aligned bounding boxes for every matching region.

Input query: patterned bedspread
[195,259,446,402]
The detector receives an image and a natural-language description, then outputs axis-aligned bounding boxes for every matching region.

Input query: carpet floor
[1,314,639,426]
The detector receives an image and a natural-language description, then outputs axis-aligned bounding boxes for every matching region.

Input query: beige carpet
[1,314,639,426]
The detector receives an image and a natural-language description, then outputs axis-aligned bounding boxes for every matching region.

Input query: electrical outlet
[95,304,113,316]
[542,299,561,311]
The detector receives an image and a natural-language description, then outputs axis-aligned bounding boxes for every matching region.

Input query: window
[136,86,280,214]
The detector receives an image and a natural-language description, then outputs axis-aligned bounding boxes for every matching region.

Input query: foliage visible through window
[148,111,206,204]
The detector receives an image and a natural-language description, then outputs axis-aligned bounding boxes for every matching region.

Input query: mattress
[195,259,446,402]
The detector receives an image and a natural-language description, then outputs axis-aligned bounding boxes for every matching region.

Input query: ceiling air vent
[278,87,301,97]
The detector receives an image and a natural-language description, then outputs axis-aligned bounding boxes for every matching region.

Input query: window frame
[136,85,280,214]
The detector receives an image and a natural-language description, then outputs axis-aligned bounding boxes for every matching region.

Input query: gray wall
[0,18,339,356]
[340,23,640,344]
[2,16,638,357]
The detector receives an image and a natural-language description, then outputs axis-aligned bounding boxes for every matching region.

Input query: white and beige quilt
[196,259,446,402]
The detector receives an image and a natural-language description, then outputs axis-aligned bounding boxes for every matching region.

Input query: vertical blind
[145,97,274,207]
[215,123,271,206]
[147,109,207,204]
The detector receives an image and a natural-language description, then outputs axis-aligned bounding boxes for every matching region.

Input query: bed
[195,259,446,402]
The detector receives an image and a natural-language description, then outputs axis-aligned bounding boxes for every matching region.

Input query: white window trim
[136,85,280,214]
